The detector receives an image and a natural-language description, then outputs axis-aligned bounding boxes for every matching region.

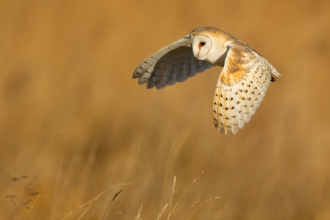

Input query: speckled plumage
[133,27,281,135]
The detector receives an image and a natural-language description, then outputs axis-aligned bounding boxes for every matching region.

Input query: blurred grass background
[0,0,330,219]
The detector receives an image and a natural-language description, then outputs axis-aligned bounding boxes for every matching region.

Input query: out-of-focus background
[1,0,330,219]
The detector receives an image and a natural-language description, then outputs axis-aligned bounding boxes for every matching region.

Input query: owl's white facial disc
[192,35,213,61]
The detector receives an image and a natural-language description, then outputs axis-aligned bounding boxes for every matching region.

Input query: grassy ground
[1,0,330,219]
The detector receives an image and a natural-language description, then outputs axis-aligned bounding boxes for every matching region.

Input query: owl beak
[196,47,201,59]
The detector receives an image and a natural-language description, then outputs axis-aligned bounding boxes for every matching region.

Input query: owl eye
[199,42,206,47]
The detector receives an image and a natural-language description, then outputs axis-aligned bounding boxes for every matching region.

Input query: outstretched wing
[132,35,212,89]
[213,44,281,135]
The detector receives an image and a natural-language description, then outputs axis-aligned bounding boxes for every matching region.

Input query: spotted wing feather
[213,44,280,135]
[132,35,212,89]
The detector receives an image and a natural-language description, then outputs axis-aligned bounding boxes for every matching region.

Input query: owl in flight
[132,27,281,135]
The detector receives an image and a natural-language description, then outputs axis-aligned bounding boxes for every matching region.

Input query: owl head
[191,27,233,66]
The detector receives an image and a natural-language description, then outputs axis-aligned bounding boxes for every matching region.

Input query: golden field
[1,0,330,219]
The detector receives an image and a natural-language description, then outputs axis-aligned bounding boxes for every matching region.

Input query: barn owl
[132,27,281,135]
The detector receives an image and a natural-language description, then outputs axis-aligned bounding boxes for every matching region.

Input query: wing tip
[132,72,139,79]
[216,124,239,136]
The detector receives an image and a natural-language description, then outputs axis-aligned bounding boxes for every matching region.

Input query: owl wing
[132,35,212,89]
[213,44,281,135]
